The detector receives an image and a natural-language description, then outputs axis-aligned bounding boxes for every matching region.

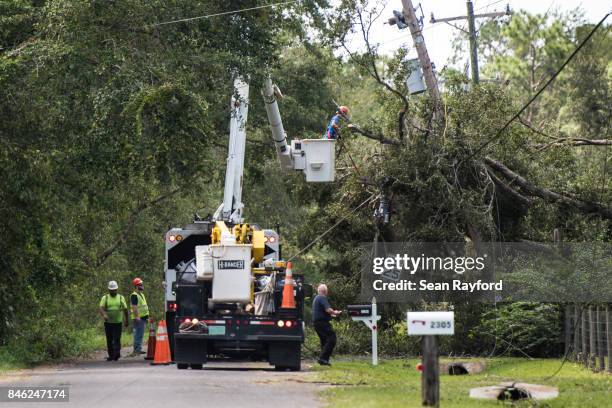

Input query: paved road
[0,348,326,408]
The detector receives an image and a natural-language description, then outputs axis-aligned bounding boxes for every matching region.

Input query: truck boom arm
[262,77,293,172]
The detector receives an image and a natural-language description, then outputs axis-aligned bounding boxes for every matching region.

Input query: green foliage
[0,0,332,359]
[474,302,563,357]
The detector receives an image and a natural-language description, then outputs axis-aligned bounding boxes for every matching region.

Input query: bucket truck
[163,77,335,370]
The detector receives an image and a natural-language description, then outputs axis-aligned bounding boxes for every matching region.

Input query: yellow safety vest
[130,291,149,319]
[99,294,127,324]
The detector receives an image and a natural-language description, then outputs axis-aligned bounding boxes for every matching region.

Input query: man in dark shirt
[312,284,342,366]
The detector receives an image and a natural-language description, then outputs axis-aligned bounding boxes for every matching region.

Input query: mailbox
[348,299,381,365]
[348,304,373,318]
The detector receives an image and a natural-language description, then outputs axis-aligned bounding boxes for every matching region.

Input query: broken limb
[484,157,612,219]
[347,124,401,146]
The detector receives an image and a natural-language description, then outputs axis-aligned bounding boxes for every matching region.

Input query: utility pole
[431,1,511,85]
[467,1,479,84]
[389,0,441,105]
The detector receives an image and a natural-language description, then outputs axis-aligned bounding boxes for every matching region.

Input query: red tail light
[285,320,293,328]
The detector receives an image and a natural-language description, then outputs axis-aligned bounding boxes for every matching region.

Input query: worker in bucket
[130,277,150,356]
[323,106,350,140]
[98,280,129,361]
[312,284,342,366]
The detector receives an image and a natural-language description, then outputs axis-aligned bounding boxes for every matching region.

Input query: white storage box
[301,139,335,182]
[210,243,252,303]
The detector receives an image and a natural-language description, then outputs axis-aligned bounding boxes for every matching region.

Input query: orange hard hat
[338,106,351,118]
[133,277,143,286]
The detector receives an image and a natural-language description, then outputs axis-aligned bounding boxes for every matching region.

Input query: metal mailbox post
[348,298,381,366]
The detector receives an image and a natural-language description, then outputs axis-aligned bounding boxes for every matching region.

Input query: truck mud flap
[174,333,207,364]
[268,342,300,369]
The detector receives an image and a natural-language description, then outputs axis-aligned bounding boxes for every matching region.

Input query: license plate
[208,326,226,336]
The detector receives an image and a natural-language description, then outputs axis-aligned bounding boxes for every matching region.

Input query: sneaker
[106,357,113,361]
[138,351,146,354]
[317,359,331,366]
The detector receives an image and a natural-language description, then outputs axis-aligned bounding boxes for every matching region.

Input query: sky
[345,0,610,69]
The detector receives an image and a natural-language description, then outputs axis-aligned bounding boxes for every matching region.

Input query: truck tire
[190,363,203,370]
[177,363,188,370]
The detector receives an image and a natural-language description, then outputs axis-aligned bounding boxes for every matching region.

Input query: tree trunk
[589,307,597,370]
[607,305,611,373]
[581,306,588,366]
[564,304,571,356]
[573,304,580,361]
[598,307,605,371]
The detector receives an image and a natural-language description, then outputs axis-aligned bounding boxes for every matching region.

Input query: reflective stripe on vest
[130,291,149,319]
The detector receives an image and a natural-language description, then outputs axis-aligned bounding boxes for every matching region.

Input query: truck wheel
[177,363,188,370]
[190,364,203,370]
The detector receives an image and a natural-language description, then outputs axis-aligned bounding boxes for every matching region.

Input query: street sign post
[407,311,455,407]
[348,298,381,366]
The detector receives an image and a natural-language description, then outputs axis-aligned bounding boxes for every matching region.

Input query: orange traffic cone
[144,320,156,360]
[281,261,296,309]
[151,320,171,365]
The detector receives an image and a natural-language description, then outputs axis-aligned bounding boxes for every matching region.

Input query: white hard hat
[108,280,119,290]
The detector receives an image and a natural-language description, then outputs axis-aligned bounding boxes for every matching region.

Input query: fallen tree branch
[518,116,611,149]
[347,124,401,146]
[533,138,612,150]
[486,168,533,207]
[484,157,612,219]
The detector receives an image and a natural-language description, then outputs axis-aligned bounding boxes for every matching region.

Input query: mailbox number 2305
[430,321,452,329]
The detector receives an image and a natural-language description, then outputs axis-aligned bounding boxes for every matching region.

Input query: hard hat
[132,277,143,286]
[338,105,351,118]
[108,280,119,290]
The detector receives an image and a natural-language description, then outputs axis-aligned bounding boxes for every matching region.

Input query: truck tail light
[285,320,293,328]
[277,320,285,328]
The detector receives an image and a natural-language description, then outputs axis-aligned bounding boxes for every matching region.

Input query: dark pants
[313,320,336,362]
[104,322,122,360]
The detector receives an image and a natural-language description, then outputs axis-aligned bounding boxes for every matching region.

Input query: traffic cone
[281,262,296,309]
[144,320,156,360]
[151,320,171,365]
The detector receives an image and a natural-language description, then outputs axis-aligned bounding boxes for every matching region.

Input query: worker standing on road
[312,284,342,366]
[323,106,350,140]
[98,281,129,361]
[130,277,150,356]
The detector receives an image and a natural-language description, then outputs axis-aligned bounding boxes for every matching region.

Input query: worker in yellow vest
[98,281,128,361]
[130,277,150,356]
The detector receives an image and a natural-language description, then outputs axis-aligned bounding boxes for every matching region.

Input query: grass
[313,357,611,407]
[0,325,149,375]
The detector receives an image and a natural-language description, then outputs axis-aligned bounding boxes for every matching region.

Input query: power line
[287,194,378,262]
[462,11,611,163]
[143,0,298,28]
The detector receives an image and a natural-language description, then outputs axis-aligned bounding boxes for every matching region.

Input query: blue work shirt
[323,114,342,139]
[312,295,332,322]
